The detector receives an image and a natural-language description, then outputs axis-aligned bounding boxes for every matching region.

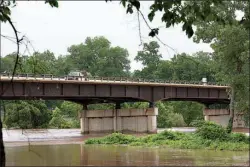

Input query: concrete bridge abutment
[203,109,246,128]
[79,108,158,134]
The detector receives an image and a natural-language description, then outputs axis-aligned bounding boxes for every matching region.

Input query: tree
[193,3,249,127]
[67,36,131,77]
[4,100,51,129]
[134,41,162,79]
[60,101,82,118]
[117,0,249,38]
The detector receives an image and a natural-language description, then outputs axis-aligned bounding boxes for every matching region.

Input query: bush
[168,113,186,127]
[85,133,138,145]
[84,131,249,151]
[190,120,206,127]
[103,133,137,144]
[229,133,249,143]
[85,138,101,144]
[70,120,80,128]
[195,121,229,141]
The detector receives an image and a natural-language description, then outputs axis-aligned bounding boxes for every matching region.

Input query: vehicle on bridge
[67,70,91,81]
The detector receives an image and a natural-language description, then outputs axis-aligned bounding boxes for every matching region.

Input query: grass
[85,121,249,151]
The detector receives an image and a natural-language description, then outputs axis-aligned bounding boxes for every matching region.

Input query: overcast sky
[1,1,213,71]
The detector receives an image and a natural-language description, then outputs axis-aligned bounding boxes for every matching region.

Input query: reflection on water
[5,144,249,166]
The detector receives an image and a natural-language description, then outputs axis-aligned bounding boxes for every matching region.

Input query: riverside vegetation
[85,121,249,151]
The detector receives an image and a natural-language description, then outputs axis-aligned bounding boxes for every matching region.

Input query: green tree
[118,1,249,38]
[134,41,162,79]
[4,100,51,129]
[193,11,249,127]
[60,101,82,118]
[67,36,131,77]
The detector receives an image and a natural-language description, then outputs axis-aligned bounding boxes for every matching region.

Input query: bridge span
[0,74,232,134]
[0,74,230,105]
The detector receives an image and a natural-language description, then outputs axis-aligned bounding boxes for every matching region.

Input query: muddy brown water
[3,128,250,166]
[5,144,249,166]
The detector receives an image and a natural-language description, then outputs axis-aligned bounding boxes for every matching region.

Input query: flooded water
[3,128,250,166]
[5,144,249,166]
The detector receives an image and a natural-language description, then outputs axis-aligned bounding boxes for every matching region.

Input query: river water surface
[3,129,250,166]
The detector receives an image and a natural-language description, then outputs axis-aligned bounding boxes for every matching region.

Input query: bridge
[0,73,232,134]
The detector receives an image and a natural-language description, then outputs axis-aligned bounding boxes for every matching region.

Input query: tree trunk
[0,118,6,167]
[228,87,235,133]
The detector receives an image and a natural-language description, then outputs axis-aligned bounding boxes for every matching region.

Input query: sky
[1,1,213,71]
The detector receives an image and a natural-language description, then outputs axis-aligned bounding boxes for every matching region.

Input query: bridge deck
[0,76,230,89]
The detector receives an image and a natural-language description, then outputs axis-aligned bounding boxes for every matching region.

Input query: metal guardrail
[0,73,229,86]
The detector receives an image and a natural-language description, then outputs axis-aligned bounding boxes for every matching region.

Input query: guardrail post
[51,75,53,80]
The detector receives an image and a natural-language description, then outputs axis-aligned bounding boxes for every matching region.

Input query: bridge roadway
[0,74,230,105]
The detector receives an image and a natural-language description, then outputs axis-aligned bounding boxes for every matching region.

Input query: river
[3,129,250,166]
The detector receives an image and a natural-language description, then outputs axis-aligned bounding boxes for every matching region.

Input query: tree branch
[138,10,178,54]
[137,10,143,46]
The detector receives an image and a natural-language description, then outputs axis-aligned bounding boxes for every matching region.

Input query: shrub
[85,133,138,145]
[70,120,80,128]
[229,133,249,143]
[190,120,206,127]
[195,121,228,141]
[159,131,178,140]
[169,113,186,127]
[85,138,101,144]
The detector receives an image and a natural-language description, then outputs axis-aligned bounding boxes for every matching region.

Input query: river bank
[3,127,249,147]
[3,127,249,166]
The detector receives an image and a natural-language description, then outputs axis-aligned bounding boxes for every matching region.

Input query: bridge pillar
[79,107,158,134]
[203,108,230,127]
[80,104,89,134]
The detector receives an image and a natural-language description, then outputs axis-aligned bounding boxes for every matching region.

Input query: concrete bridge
[0,73,232,133]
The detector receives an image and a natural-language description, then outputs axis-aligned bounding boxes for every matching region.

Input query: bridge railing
[0,73,229,86]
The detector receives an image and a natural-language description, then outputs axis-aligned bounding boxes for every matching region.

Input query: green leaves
[120,0,140,14]
[45,0,59,8]
[119,0,245,38]
[148,11,155,22]
[148,28,159,37]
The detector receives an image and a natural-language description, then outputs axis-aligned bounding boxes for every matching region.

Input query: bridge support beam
[79,108,158,134]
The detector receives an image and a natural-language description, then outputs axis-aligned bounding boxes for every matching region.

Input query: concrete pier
[79,108,158,134]
[203,109,246,128]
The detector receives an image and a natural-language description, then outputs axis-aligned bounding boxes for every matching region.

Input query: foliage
[229,133,249,144]
[195,121,228,141]
[4,100,51,129]
[85,128,249,151]
[67,36,131,77]
[117,1,249,38]
[189,120,206,128]
[193,2,249,120]
[157,102,186,128]
[49,107,71,129]
[60,101,82,118]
